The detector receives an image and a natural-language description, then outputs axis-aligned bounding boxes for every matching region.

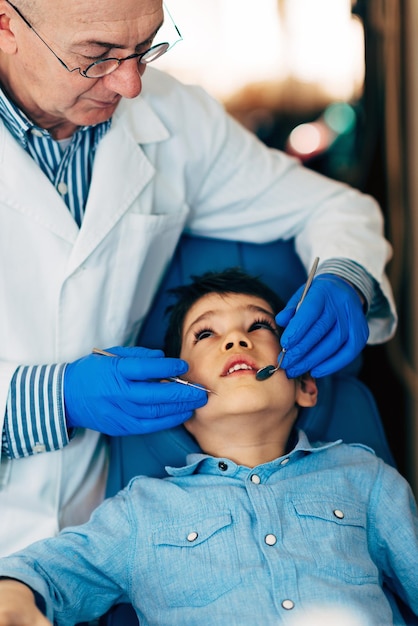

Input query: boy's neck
[185,413,296,468]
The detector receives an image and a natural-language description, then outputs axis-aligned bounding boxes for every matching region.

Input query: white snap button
[31,128,43,137]
[57,182,68,195]
[264,533,277,546]
[187,531,198,542]
[250,474,261,484]
[281,599,295,610]
[333,509,344,519]
[33,443,46,454]
[280,457,290,465]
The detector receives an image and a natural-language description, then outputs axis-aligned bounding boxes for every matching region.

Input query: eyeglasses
[6,0,182,79]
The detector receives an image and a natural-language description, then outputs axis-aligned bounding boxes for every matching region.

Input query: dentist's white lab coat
[0,68,396,556]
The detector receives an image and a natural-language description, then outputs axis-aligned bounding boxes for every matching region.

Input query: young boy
[0,269,416,626]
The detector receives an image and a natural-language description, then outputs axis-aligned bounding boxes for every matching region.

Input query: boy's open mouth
[222,357,258,377]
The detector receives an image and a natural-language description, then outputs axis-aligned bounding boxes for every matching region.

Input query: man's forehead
[42,0,163,33]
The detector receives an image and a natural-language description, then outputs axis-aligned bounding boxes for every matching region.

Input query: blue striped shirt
[0,86,110,457]
[4,365,68,458]
[0,87,377,459]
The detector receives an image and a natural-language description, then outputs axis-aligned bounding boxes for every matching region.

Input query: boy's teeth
[227,363,253,375]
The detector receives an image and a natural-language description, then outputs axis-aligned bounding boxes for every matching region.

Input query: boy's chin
[204,393,273,416]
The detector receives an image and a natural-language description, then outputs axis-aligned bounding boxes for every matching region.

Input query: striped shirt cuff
[316,258,375,313]
[3,364,70,459]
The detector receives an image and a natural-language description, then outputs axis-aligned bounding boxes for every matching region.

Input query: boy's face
[180,292,316,426]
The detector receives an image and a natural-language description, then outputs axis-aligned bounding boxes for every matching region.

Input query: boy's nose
[224,337,252,351]
[225,339,248,350]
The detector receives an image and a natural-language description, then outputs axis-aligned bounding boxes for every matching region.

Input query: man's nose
[102,59,144,99]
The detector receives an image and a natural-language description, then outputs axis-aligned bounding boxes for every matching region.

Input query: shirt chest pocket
[152,511,242,607]
[292,498,378,583]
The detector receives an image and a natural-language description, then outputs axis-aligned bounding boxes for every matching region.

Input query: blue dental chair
[100,234,409,626]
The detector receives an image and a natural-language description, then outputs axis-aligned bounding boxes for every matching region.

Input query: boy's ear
[296,373,318,408]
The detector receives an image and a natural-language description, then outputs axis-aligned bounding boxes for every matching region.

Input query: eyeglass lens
[84,42,170,78]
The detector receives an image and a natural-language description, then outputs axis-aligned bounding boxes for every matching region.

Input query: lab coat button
[265,533,277,546]
[58,182,68,195]
[333,509,345,519]
[250,474,261,484]
[218,461,228,471]
[281,599,295,610]
[187,531,198,542]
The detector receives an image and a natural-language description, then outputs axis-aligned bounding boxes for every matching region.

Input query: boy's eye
[249,318,276,332]
[194,328,214,342]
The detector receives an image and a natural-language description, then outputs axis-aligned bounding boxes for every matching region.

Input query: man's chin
[78,100,120,125]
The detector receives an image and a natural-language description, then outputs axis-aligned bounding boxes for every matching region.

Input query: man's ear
[0,3,18,54]
[296,373,318,408]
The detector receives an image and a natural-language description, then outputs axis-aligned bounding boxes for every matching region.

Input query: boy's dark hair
[163,267,285,357]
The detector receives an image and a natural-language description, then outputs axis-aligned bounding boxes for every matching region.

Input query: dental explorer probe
[255,256,320,381]
[91,347,214,394]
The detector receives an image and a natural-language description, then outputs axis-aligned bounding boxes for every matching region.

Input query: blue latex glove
[64,346,208,435]
[275,274,369,378]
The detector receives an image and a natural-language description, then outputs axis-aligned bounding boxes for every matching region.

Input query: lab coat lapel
[66,97,170,274]
[0,123,79,243]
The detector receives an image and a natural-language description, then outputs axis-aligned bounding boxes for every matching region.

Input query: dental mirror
[255,348,286,381]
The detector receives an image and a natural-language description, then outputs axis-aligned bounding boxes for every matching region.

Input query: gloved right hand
[64,346,208,436]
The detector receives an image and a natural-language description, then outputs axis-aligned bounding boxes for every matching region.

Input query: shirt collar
[0,84,33,146]
[166,429,343,478]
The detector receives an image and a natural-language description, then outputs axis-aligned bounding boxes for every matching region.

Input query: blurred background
[156,0,418,493]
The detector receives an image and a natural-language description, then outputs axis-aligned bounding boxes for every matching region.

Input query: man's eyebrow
[75,21,164,52]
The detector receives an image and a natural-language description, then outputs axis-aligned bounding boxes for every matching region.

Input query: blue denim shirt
[0,430,417,626]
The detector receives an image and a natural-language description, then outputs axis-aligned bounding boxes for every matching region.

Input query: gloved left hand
[275,274,369,378]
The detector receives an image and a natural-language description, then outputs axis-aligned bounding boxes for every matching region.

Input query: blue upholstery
[101,234,400,626]
[107,233,394,495]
